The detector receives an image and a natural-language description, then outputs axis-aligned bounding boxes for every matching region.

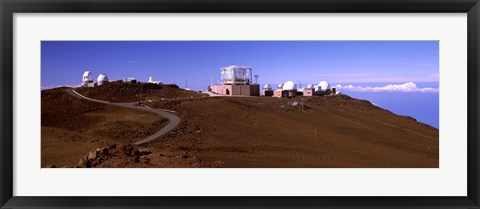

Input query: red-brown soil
[145,95,438,168]
[75,82,205,102]
[42,84,438,168]
[41,88,169,167]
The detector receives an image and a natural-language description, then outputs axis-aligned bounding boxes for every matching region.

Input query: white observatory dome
[82,71,93,82]
[263,84,271,89]
[317,81,330,91]
[277,83,284,89]
[306,84,314,89]
[283,81,297,91]
[97,74,109,86]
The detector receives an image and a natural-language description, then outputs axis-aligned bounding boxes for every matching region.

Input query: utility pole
[324,97,328,112]
[301,99,304,112]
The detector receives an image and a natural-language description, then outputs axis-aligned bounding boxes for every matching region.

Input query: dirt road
[66,89,180,145]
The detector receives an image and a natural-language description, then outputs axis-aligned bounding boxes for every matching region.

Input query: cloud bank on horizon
[335,82,438,93]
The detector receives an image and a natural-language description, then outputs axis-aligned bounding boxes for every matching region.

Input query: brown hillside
[75,82,206,102]
[41,85,439,168]
[145,94,438,168]
[41,88,169,167]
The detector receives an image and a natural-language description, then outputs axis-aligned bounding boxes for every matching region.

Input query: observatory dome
[82,71,93,81]
[97,74,109,85]
[317,81,329,91]
[283,81,297,91]
[306,84,314,89]
[263,84,271,89]
[277,83,284,89]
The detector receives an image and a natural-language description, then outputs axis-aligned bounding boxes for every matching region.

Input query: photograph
[3,0,477,207]
[41,41,439,168]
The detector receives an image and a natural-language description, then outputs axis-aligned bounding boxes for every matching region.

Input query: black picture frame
[1,0,479,208]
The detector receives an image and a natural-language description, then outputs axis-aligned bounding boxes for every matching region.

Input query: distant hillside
[76,82,206,102]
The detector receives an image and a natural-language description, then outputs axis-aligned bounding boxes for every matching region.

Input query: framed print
[1,0,479,208]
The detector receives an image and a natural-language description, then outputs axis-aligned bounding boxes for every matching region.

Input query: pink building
[211,84,260,96]
[210,65,260,96]
[273,89,283,98]
[303,89,313,96]
[272,81,297,98]
[303,84,314,96]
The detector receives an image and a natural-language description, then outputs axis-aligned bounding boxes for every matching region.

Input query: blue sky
[41,41,438,89]
[41,41,439,128]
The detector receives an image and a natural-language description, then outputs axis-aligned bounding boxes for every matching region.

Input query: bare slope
[145,95,438,168]
[41,88,168,167]
[42,85,438,168]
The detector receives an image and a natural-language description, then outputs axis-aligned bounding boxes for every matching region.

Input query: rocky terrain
[42,83,439,168]
[41,87,169,167]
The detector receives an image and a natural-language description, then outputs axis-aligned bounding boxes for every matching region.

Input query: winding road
[66,89,180,145]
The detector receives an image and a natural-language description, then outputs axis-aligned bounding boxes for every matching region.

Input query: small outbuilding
[303,84,314,96]
[272,81,297,98]
[273,83,283,98]
[262,83,273,96]
[125,77,137,83]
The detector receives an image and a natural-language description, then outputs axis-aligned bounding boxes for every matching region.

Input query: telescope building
[210,65,260,96]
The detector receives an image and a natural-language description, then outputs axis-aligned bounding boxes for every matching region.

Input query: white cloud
[335,82,438,93]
